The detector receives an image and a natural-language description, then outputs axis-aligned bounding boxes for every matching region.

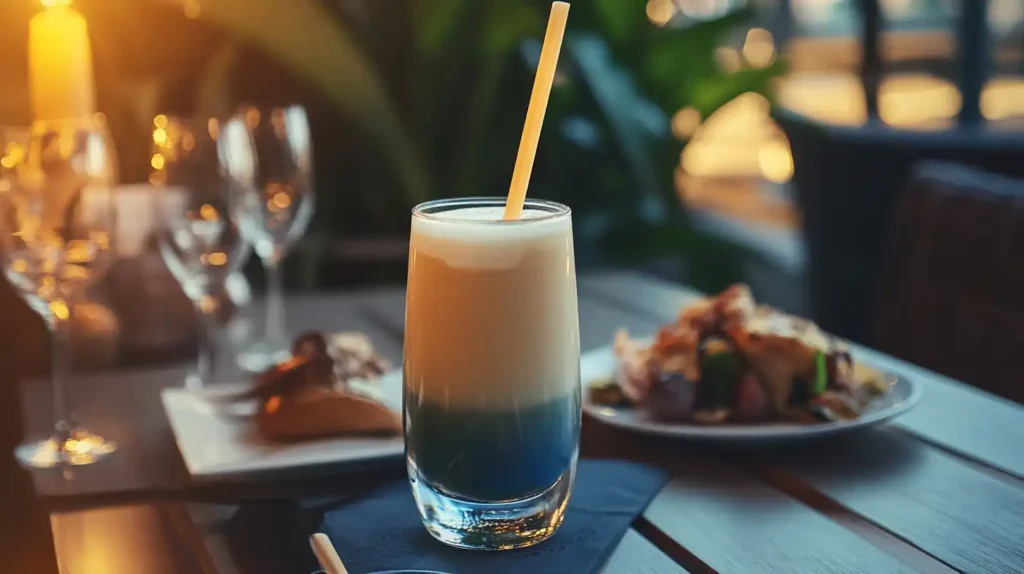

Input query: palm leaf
[194,0,430,205]
[569,34,670,205]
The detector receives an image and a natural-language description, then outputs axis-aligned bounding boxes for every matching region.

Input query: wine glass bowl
[0,117,118,468]
[152,115,253,387]
[235,104,315,373]
[238,105,314,260]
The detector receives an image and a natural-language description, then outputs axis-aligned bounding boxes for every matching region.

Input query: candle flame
[40,0,72,9]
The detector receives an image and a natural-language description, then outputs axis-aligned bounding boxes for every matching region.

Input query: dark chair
[775,0,1024,343]
[871,161,1024,403]
[778,112,1024,343]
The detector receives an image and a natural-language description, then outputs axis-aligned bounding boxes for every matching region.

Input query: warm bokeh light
[49,300,69,321]
[150,153,165,170]
[269,191,292,212]
[776,72,867,126]
[40,0,72,9]
[183,0,202,19]
[676,0,735,18]
[207,252,227,266]
[680,92,791,181]
[776,72,1024,130]
[1,143,23,170]
[758,140,795,183]
[153,115,168,129]
[671,107,703,139]
[878,74,961,127]
[715,47,742,73]
[64,239,95,264]
[245,107,261,129]
[152,128,167,146]
[645,0,676,26]
[742,28,776,69]
[199,204,218,221]
[981,78,1024,122]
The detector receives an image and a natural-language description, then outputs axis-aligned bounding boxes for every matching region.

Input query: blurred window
[675,0,1023,192]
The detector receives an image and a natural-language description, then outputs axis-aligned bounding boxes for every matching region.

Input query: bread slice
[256,387,401,442]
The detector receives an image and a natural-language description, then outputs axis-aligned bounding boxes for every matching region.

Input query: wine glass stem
[47,300,73,440]
[264,257,286,348]
[192,296,216,388]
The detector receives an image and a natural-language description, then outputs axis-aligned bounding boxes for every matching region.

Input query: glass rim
[411,197,570,225]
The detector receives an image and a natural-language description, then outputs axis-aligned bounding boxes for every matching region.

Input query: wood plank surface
[643,471,916,574]
[23,294,404,501]
[602,530,690,574]
[768,430,1024,574]
[38,283,684,573]
[356,286,924,574]
[580,271,1024,479]
[50,503,212,574]
[49,500,690,574]
[581,270,1024,573]
[853,345,1024,480]
[33,272,1024,574]
[349,288,689,574]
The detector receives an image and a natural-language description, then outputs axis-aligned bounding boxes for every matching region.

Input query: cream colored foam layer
[411,206,572,270]
[404,206,580,409]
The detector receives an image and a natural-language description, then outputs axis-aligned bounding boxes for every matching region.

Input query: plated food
[211,331,401,441]
[589,285,892,426]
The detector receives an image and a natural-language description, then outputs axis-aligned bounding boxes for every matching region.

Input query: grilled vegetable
[693,408,730,425]
[789,376,811,406]
[646,372,698,421]
[734,373,768,421]
[808,403,840,422]
[589,377,631,406]
[610,283,893,427]
[699,343,742,408]
[813,351,828,395]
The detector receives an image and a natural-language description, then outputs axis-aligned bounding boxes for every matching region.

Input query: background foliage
[82,0,783,291]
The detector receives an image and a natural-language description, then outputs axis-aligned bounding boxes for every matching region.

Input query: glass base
[236,340,290,373]
[408,463,575,550]
[15,427,117,469]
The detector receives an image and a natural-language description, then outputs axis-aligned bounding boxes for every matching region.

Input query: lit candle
[28,0,96,121]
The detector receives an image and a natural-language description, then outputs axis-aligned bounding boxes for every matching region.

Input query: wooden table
[23,271,1024,573]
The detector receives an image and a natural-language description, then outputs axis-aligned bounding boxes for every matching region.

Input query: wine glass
[0,117,118,468]
[151,115,253,388]
[234,105,315,373]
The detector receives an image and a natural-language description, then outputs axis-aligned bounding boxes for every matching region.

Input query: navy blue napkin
[316,460,667,574]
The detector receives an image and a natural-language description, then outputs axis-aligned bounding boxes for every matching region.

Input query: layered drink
[403,197,581,550]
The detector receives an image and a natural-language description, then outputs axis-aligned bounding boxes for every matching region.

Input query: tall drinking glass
[151,115,253,387]
[404,197,581,550]
[0,117,118,467]
[235,105,315,373]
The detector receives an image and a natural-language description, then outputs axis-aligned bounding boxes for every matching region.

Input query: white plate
[161,372,405,481]
[580,345,923,443]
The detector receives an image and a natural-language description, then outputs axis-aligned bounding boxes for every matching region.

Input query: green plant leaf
[641,6,758,110]
[599,213,756,292]
[451,2,545,197]
[590,0,647,50]
[415,0,473,58]
[688,60,787,117]
[569,33,670,204]
[194,0,430,205]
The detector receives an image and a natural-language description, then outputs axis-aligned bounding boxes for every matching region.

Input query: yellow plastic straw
[503,1,570,220]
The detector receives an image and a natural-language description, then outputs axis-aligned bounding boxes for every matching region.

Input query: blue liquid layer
[405,392,580,502]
